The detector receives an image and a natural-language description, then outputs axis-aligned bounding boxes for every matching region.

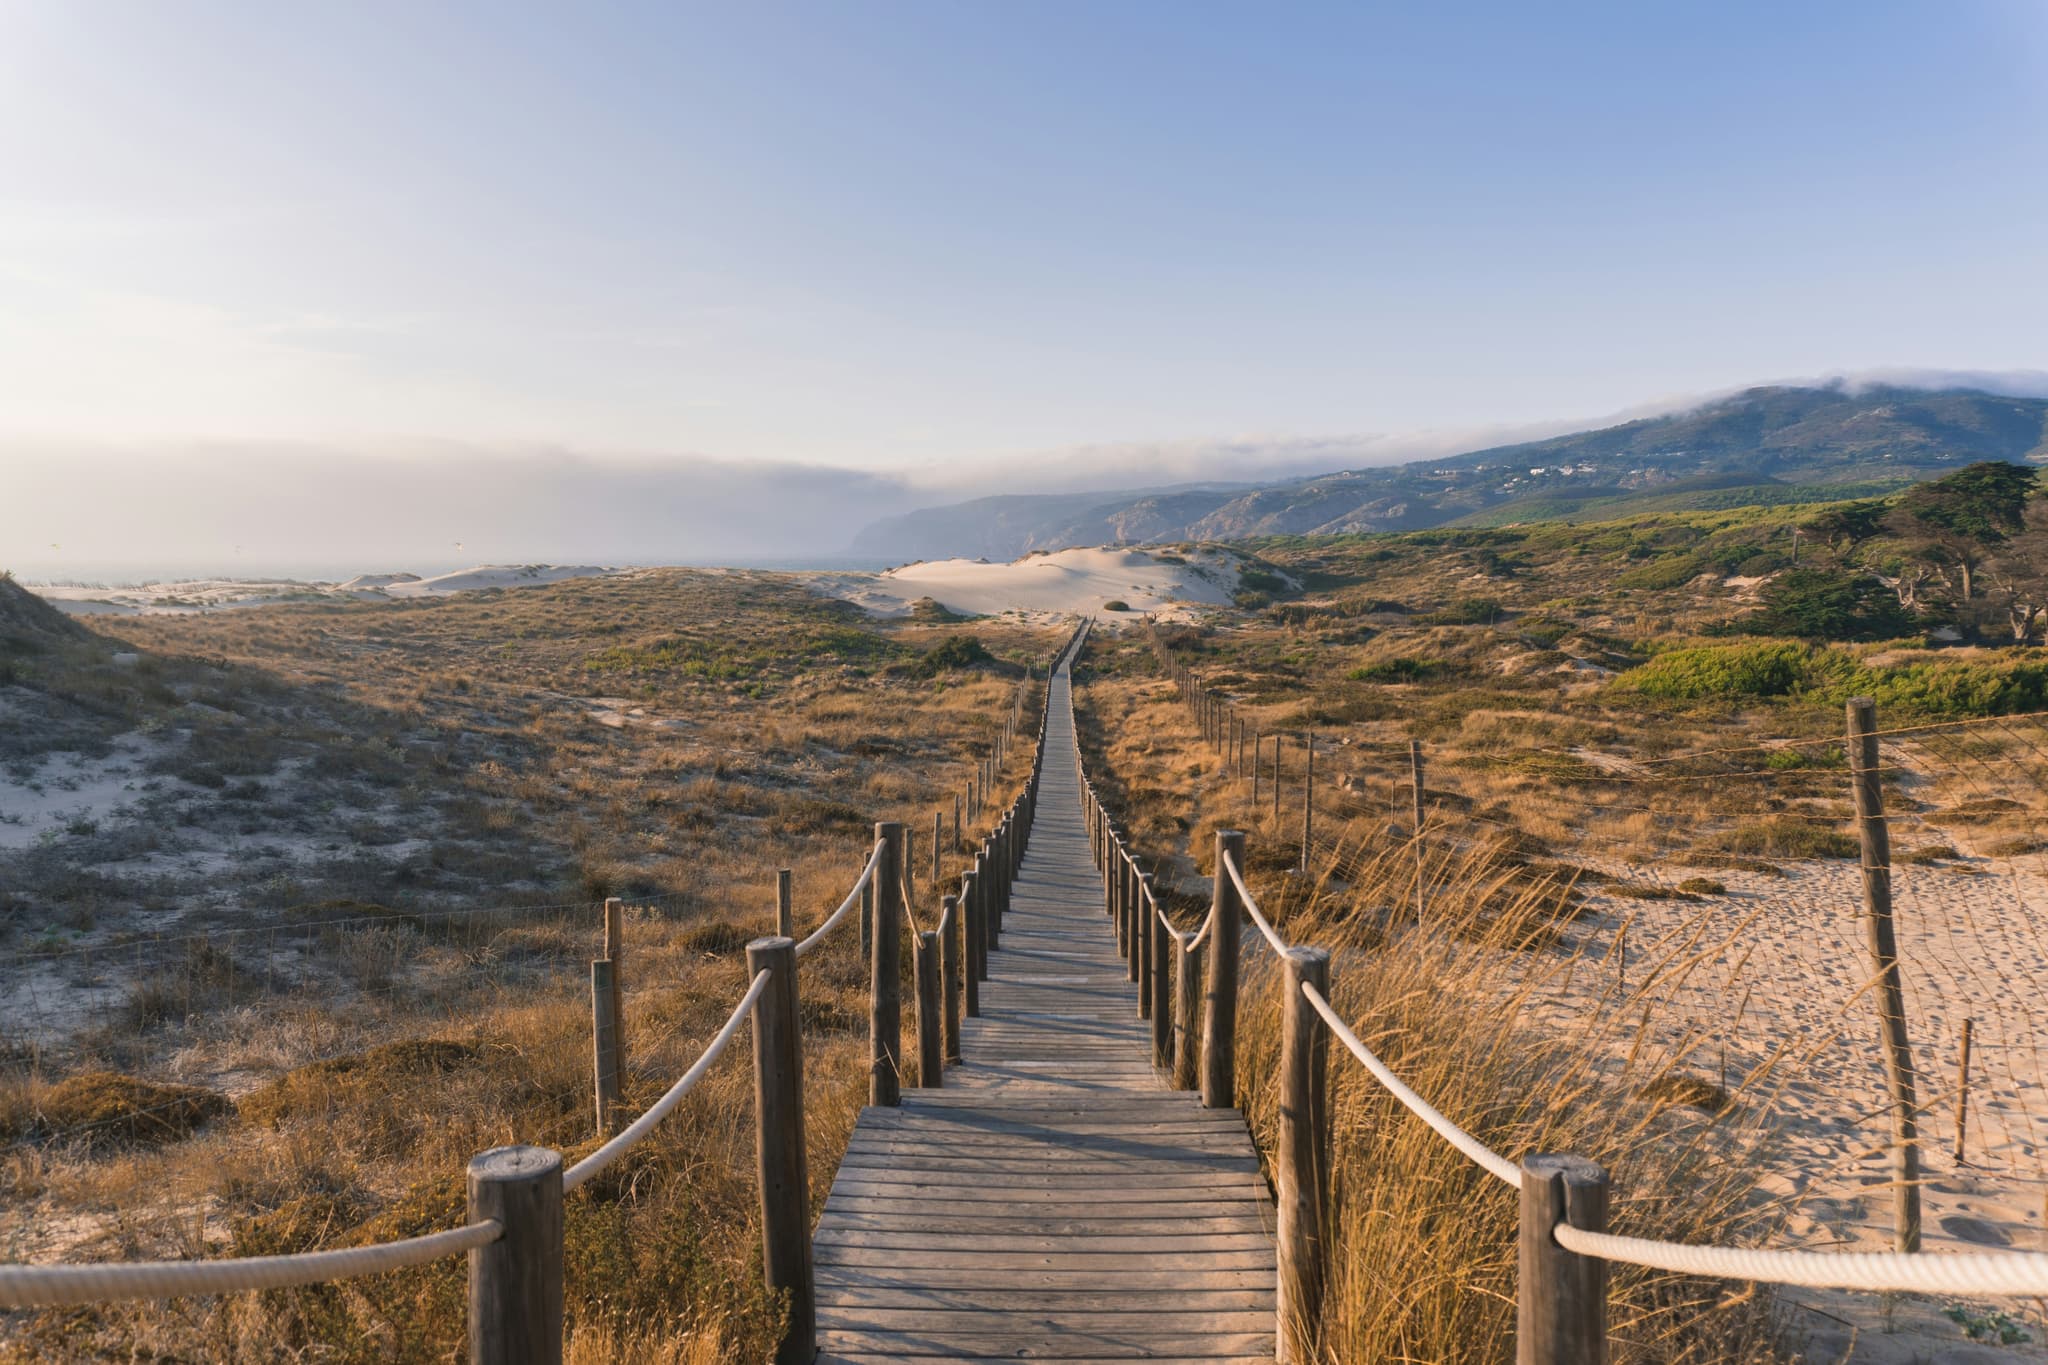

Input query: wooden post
[1848,696,1922,1251]
[775,870,792,939]
[915,929,942,1088]
[1146,874,1170,1067]
[1301,732,1314,872]
[1956,1016,1975,1165]
[872,822,904,1107]
[932,809,942,889]
[1278,947,1332,1365]
[590,959,619,1135]
[963,870,983,1016]
[1272,738,1281,819]
[979,846,998,953]
[1517,1154,1609,1365]
[467,1144,564,1365]
[747,936,814,1363]
[1411,740,1427,920]
[952,793,961,852]
[942,894,964,1063]
[1135,859,1151,1009]
[1203,831,1245,1108]
[1252,732,1261,804]
[602,897,626,1082]
[1174,937,1202,1090]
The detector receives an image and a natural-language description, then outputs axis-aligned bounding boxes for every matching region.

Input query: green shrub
[1623,641,1829,700]
[912,635,994,677]
[1348,657,1441,683]
[1102,600,1131,612]
[1702,817,1858,860]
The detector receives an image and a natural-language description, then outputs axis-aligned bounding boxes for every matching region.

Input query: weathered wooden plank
[814,666,1276,1363]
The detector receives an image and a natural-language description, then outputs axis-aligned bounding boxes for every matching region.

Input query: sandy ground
[805,545,1242,620]
[29,564,615,615]
[1524,851,2048,1361]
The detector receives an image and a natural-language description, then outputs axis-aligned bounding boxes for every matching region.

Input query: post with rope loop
[871,822,904,1107]
[1277,948,1331,1364]
[1173,934,1202,1090]
[942,894,964,1064]
[748,935,815,1363]
[1145,874,1170,1066]
[914,929,942,1088]
[468,1144,564,1365]
[1203,831,1244,1108]
[1517,1154,1608,1365]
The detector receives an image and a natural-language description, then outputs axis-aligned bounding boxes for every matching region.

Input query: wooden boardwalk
[815,666,1277,1362]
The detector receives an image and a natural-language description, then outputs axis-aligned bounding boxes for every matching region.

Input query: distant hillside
[852,385,2048,560]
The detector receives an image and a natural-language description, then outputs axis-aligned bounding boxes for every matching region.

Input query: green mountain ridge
[851,385,2048,560]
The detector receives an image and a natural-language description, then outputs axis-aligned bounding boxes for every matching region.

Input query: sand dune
[32,565,615,615]
[810,546,1242,620]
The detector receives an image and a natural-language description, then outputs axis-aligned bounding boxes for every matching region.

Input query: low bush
[1617,640,2048,718]
[1701,816,1858,861]
[31,1071,231,1147]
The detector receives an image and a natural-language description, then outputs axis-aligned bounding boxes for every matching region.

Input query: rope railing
[1073,626,2048,1362]
[794,839,884,959]
[0,621,1089,1365]
[0,1220,503,1310]
[563,966,773,1193]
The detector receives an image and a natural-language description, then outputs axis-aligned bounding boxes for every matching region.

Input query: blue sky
[3,2,2047,567]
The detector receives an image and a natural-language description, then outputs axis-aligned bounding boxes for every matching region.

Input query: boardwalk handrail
[563,966,774,1193]
[3,623,1087,1365]
[794,838,884,959]
[1071,625,2048,1362]
[0,1221,504,1310]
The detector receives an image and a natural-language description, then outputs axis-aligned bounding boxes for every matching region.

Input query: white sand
[1521,852,2048,1360]
[808,546,1243,620]
[31,565,615,615]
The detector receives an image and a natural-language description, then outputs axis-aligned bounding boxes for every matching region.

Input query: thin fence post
[942,894,964,1063]
[1146,874,1170,1067]
[978,846,997,953]
[1517,1154,1609,1365]
[1277,947,1332,1364]
[1173,937,1202,1089]
[1272,738,1281,819]
[1956,1016,1975,1164]
[1203,831,1244,1108]
[932,809,942,889]
[1411,740,1427,920]
[915,929,942,1087]
[747,936,814,1363]
[953,793,961,852]
[467,1144,563,1365]
[1848,696,1922,1251]
[1301,732,1314,872]
[775,870,792,939]
[603,897,626,1082]
[1252,731,1261,805]
[590,959,619,1135]
[872,822,904,1107]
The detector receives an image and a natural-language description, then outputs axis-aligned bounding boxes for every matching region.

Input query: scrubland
[0,569,1049,1360]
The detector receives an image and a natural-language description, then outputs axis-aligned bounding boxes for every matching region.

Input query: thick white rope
[0,1219,501,1308]
[794,841,884,960]
[1300,981,1524,1188]
[563,968,770,1193]
[1221,851,1290,956]
[1553,1224,2048,1295]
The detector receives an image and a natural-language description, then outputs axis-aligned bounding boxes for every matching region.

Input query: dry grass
[1072,644,1794,1363]
[0,570,1058,1359]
